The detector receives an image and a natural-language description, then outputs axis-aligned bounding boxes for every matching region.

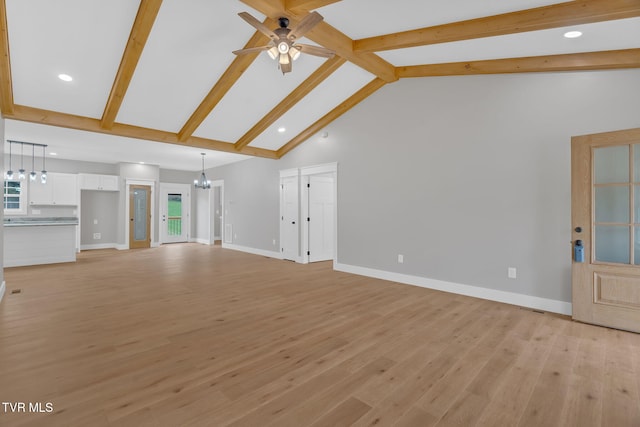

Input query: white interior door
[308,175,335,262]
[160,184,190,244]
[281,176,299,261]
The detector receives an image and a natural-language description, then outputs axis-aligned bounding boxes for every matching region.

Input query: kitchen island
[4,217,78,267]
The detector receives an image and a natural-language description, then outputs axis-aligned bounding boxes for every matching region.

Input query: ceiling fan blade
[288,11,323,40]
[232,46,271,56]
[296,44,335,58]
[238,12,277,40]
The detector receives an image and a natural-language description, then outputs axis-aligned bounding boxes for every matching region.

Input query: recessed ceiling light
[49,152,57,156]
[58,74,73,82]
[564,31,582,39]
[278,127,286,133]
[139,162,145,165]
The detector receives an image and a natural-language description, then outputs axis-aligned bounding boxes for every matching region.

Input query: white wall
[209,69,640,310]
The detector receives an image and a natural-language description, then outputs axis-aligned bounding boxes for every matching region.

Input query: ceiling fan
[233,11,335,74]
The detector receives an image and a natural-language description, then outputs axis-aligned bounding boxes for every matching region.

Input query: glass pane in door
[633,144,640,182]
[594,145,629,184]
[133,189,148,241]
[595,186,629,223]
[595,225,629,264]
[167,193,182,236]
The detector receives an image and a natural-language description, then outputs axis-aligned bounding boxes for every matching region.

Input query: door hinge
[307,251,310,256]
[307,183,310,188]
[307,217,310,222]
[281,248,284,252]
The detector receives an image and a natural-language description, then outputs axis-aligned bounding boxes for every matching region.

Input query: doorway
[211,181,224,243]
[160,183,190,244]
[129,185,151,249]
[280,163,337,264]
[572,127,640,333]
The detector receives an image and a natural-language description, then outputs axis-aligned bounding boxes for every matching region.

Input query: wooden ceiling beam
[354,0,640,53]
[0,0,14,115]
[397,49,640,78]
[234,56,346,150]
[101,0,163,129]
[276,77,386,157]
[6,105,278,159]
[177,21,275,142]
[286,0,341,13]
[240,0,397,82]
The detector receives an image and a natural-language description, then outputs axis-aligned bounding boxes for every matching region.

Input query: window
[4,180,27,215]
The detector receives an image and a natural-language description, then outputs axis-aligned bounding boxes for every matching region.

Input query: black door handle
[292,221,296,224]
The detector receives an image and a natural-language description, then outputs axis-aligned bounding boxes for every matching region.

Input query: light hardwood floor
[1,244,640,426]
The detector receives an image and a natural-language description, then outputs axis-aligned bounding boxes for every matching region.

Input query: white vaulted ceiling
[1,0,638,171]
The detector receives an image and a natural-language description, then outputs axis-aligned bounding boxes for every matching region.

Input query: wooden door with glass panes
[572,128,640,333]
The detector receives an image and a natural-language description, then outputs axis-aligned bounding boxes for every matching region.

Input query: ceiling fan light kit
[233,11,334,75]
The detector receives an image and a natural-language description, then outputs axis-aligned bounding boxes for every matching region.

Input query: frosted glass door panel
[133,189,148,241]
[634,144,640,182]
[595,186,629,223]
[595,225,629,264]
[635,227,640,265]
[594,145,629,184]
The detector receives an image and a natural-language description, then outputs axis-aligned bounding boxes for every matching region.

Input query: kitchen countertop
[3,217,79,227]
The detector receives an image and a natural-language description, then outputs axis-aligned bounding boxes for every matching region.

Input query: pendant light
[5,141,13,179]
[194,153,211,189]
[18,142,25,180]
[29,144,37,181]
[5,140,49,183]
[41,145,47,184]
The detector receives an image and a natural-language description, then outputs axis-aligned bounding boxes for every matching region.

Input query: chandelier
[194,153,211,189]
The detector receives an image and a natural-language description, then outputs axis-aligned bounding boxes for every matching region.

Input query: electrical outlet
[398,254,404,264]
[93,219,98,225]
[272,239,276,246]
[93,233,101,240]
[508,267,517,279]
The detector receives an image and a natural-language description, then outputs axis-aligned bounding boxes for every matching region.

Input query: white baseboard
[222,243,282,260]
[334,263,572,316]
[191,238,211,245]
[0,281,5,304]
[80,243,118,251]
[115,243,161,250]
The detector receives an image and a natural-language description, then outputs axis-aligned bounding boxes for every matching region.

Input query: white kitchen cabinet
[79,173,119,191]
[29,172,78,206]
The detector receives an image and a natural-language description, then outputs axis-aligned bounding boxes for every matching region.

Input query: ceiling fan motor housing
[278,17,289,28]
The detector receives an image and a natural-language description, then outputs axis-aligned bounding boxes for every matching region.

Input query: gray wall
[80,191,118,246]
[208,69,640,304]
